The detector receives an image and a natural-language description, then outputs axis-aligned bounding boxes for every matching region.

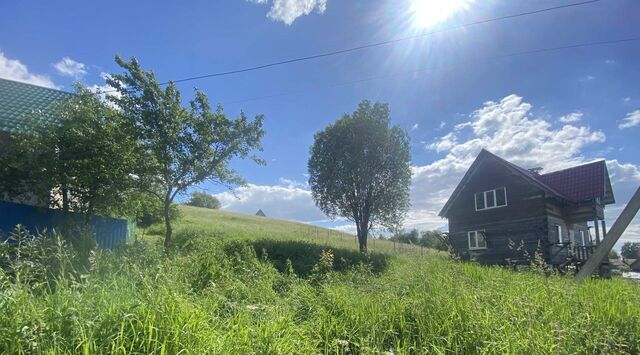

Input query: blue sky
[1,0,639,245]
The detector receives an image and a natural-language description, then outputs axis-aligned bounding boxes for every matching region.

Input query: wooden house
[439,149,615,267]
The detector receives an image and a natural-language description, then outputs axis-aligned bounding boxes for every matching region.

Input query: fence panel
[0,201,134,250]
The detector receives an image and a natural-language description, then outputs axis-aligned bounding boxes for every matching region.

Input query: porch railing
[573,245,597,263]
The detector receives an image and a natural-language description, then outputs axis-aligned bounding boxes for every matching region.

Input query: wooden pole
[576,186,640,281]
[601,220,607,238]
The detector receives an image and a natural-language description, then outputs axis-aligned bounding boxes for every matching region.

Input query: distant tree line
[389,229,449,251]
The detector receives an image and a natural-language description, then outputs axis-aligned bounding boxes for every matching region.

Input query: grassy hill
[2,205,640,354]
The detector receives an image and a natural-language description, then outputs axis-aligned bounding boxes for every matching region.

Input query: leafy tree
[621,242,640,259]
[107,56,265,249]
[308,100,411,253]
[608,249,620,260]
[185,191,221,209]
[390,229,420,244]
[0,84,138,223]
[420,230,449,251]
[132,193,181,236]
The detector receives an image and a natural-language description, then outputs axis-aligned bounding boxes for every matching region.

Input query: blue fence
[0,201,134,250]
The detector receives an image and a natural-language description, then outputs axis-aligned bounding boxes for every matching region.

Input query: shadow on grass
[250,239,390,278]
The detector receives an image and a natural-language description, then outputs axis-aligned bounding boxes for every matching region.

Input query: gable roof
[0,78,72,134]
[439,149,615,217]
[536,160,614,205]
[255,209,266,217]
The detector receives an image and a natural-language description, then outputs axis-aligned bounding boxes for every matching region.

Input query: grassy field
[2,206,640,354]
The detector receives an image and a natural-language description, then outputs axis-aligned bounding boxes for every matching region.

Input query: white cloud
[214,181,326,222]
[605,59,616,65]
[249,0,327,25]
[52,57,86,79]
[618,110,640,129]
[438,121,446,129]
[427,132,457,153]
[623,97,631,103]
[0,50,56,88]
[410,123,419,131]
[559,112,583,123]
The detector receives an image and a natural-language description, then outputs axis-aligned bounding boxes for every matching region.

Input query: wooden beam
[601,220,607,239]
[576,186,640,281]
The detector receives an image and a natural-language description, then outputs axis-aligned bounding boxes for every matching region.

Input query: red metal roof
[535,161,607,203]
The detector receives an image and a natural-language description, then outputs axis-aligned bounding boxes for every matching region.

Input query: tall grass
[1,206,639,354]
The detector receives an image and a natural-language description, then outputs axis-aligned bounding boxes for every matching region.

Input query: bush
[185,191,221,209]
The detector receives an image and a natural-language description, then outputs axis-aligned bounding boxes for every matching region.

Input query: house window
[579,230,586,246]
[468,230,487,250]
[553,225,563,244]
[475,187,507,211]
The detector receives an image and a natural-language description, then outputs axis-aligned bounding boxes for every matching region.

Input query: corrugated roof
[0,78,72,133]
[536,161,609,204]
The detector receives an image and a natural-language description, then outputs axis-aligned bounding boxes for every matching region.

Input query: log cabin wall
[447,159,550,264]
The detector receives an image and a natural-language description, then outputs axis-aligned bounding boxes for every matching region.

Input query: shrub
[185,191,221,209]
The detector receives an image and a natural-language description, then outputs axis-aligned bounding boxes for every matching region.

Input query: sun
[410,0,472,29]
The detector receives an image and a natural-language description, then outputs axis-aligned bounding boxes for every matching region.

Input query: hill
[1,205,640,353]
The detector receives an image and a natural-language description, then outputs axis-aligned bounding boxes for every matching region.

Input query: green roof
[0,78,72,134]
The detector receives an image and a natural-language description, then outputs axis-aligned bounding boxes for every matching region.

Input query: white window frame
[554,225,563,244]
[580,230,586,246]
[468,230,487,250]
[474,187,507,211]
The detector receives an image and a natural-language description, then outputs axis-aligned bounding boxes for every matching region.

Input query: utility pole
[576,186,640,281]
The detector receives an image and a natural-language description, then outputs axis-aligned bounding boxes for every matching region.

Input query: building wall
[447,159,550,264]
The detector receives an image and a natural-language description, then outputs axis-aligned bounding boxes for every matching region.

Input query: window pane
[477,232,487,248]
[468,231,476,248]
[555,225,562,243]
[475,192,485,210]
[496,187,506,206]
[486,191,496,208]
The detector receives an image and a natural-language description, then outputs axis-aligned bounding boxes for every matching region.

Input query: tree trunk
[163,201,172,251]
[62,186,69,212]
[357,221,368,253]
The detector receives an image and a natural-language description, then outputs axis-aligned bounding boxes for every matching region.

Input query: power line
[221,36,640,105]
[100,0,604,94]
[163,0,603,85]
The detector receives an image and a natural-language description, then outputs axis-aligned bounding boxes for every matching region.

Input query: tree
[608,249,620,260]
[107,56,265,249]
[621,242,640,259]
[185,191,221,209]
[308,100,411,253]
[132,193,181,236]
[0,84,138,224]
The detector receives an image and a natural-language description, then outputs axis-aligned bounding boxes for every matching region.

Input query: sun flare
[410,0,472,29]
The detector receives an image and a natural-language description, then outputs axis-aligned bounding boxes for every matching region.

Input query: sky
[1,0,639,248]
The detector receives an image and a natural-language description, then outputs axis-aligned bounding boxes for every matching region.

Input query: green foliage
[0,225,79,289]
[1,207,640,354]
[391,229,449,251]
[621,242,640,259]
[185,191,221,209]
[107,55,265,249]
[609,249,620,260]
[0,84,138,220]
[133,193,181,234]
[308,100,411,252]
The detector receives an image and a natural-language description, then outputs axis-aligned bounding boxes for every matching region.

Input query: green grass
[1,206,640,354]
